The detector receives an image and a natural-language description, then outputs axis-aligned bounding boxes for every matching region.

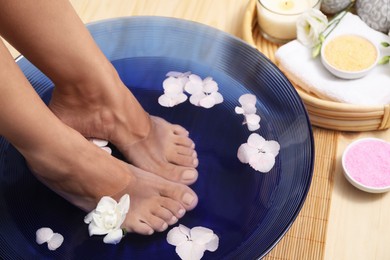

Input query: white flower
[36,227,64,251]
[167,224,219,260]
[235,94,260,131]
[185,74,223,109]
[237,133,280,173]
[297,9,328,47]
[84,194,130,244]
[89,138,112,154]
[158,71,190,107]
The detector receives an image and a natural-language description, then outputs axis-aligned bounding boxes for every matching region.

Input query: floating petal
[263,140,280,156]
[199,95,216,109]
[185,81,203,95]
[203,79,218,93]
[166,71,185,77]
[247,133,266,150]
[176,241,206,260]
[103,229,123,244]
[247,123,260,131]
[249,153,276,173]
[239,94,256,105]
[167,226,188,246]
[205,234,219,252]
[237,143,257,163]
[235,106,245,114]
[47,233,64,251]
[190,226,214,244]
[36,227,54,245]
[189,92,206,106]
[210,92,223,104]
[245,114,261,125]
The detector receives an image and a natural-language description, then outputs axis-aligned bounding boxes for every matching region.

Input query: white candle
[256,0,321,43]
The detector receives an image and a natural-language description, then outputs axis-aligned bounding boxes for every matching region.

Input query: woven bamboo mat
[246,7,338,260]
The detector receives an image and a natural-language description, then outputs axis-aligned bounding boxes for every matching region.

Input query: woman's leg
[0,39,197,235]
[0,0,199,185]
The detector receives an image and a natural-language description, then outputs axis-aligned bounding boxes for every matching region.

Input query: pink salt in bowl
[342,138,390,193]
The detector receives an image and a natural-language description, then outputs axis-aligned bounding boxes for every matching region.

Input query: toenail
[191,143,195,149]
[182,170,197,181]
[171,216,178,223]
[192,151,197,158]
[183,193,195,206]
[148,229,154,235]
[193,158,199,166]
[161,222,168,231]
[178,208,186,217]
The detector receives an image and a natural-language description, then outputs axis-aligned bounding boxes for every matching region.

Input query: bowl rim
[342,137,390,193]
[321,34,379,79]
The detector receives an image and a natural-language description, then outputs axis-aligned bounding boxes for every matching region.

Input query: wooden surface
[4,1,390,259]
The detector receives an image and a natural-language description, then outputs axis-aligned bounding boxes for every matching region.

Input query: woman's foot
[49,66,199,185]
[24,124,198,235]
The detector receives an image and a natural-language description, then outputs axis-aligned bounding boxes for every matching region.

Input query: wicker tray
[242,0,390,132]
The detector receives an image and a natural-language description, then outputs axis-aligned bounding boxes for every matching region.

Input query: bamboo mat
[248,9,338,260]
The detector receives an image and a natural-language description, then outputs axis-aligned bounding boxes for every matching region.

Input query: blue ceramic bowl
[0,17,314,259]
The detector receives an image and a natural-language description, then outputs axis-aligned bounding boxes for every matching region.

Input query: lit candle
[256,0,321,43]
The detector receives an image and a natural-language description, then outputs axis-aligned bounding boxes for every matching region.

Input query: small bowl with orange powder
[321,34,379,79]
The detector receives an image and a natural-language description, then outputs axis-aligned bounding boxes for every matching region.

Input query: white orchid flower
[36,227,64,251]
[84,194,130,244]
[297,8,328,47]
[235,94,260,131]
[89,138,112,154]
[185,74,223,109]
[167,224,219,260]
[158,75,189,107]
[237,133,280,173]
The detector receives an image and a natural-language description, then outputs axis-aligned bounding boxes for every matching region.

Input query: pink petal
[185,81,203,95]
[158,94,175,107]
[247,133,266,149]
[249,153,276,173]
[242,103,257,114]
[247,123,260,131]
[163,77,183,92]
[199,95,216,109]
[103,229,123,244]
[245,114,260,125]
[188,74,203,84]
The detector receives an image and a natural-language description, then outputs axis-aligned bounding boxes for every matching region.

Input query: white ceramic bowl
[321,34,379,80]
[342,138,390,193]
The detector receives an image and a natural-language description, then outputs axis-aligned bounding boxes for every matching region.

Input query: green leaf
[381,42,390,48]
[312,44,322,58]
[378,56,390,65]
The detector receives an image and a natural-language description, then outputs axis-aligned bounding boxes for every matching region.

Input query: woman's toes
[145,215,169,232]
[171,154,198,167]
[174,135,195,148]
[179,168,198,184]
[127,220,154,236]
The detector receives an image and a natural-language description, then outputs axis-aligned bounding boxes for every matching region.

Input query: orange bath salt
[323,35,377,72]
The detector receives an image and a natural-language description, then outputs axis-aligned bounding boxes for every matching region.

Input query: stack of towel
[275,13,390,106]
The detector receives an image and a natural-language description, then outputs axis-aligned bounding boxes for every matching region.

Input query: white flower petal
[245,114,261,125]
[249,153,276,173]
[185,81,203,95]
[190,227,214,244]
[237,143,258,163]
[95,196,117,213]
[188,74,203,84]
[296,9,328,47]
[163,77,184,92]
[118,194,130,215]
[263,140,280,156]
[205,234,219,252]
[103,229,123,244]
[210,92,223,104]
[247,123,260,131]
[158,94,175,107]
[241,103,257,114]
[189,92,206,106]
[203,80,218,93]
[88,221,110,236]
[178,224,191,237]
[247,133,266,149]
[167,226,188,246]
[90,138,109,147]
[47,233,64,251]
[239,94,257,106]
[84,212,93,224]
[36,227,54,245]
[235,106,245,114]
[166,71,184,77]
[199,95,216,109]
[176,93,188,105]
[176,241,206,260]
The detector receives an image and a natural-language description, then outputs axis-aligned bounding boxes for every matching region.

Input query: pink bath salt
[344,139,390,188]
